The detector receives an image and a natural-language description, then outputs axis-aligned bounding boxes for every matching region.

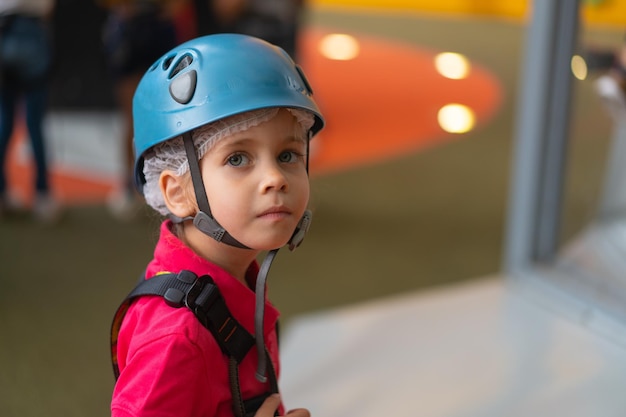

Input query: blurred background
[1,0,625,416]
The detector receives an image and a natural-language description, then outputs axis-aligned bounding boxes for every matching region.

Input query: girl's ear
[159,170,196,218]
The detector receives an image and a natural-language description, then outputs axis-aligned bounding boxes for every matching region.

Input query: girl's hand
[254,394,311,417]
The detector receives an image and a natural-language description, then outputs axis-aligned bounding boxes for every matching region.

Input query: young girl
[110,34,324,417]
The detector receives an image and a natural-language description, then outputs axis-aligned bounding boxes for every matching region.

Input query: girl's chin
[254,242,290,251]
[241,236,292,251]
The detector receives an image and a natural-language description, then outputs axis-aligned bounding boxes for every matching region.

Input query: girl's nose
[260,162,288,193]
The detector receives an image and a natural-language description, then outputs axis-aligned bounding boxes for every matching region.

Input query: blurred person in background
[607,33,626,95]
[592,32,626,117]
[189,0,305,60]
[219,0,305,59]
[0,0,59,223]
[99,0,183,220]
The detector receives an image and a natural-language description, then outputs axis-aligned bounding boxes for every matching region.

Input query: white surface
[43,111,123,181]
[279,277,626,417]
[595,75,626,122]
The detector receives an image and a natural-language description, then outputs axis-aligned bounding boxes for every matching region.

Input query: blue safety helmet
[132,33,324,190]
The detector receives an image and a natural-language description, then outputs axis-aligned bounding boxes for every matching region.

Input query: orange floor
[6,28,501,206]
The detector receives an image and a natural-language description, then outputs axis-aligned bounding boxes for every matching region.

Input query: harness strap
[111,270,278,416]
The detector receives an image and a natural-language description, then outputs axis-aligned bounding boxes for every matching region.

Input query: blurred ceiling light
[319,34,360,61]
[435,52,471,79]
[438,104,476,134]
[571,54,588,80]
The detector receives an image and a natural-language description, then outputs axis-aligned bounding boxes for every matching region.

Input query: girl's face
[198,109,310,250]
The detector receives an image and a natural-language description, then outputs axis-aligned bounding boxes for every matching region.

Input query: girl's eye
[227,153,249,167]
[278,151,300,163]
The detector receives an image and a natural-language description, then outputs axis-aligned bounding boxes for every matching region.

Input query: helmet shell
[132,33,324,189]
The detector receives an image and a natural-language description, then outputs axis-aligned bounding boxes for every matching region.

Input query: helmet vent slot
[295,65,314,95]
[169,54,194,79]
[162,54,176,71]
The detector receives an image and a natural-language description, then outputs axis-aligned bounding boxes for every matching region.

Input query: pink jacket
[112,220,282,417]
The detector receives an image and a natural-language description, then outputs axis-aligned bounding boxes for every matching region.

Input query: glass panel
[555,19,626,322]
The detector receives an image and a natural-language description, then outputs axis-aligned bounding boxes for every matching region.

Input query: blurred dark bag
[0,14,52,89]
[102,9,177,78]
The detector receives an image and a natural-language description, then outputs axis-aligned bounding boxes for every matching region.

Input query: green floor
[0,7,620,417]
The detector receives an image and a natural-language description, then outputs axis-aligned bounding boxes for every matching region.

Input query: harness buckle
[184,274,220,315]
[163,270,197,308]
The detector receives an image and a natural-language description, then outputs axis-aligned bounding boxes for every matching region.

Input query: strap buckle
[186,274,220,315]
[163,271,219,313]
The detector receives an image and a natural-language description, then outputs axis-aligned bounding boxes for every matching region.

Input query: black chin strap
[181,132,250,249]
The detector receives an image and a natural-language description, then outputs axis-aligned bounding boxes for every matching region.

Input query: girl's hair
[142,107,315,215]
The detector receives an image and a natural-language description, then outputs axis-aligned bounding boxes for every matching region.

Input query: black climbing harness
[110,270,279,417]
